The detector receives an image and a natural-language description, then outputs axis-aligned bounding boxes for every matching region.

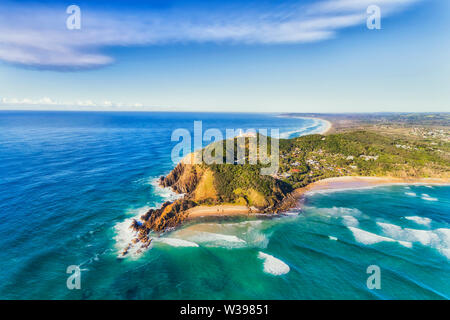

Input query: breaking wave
[308,206,362,218]
[405,216,432,226]
[154,237,199,247]
[348,226,412,248]
[342,215,359,227]
[186,232,247,248]
[149,177,184,202]
[113,206,153,258]
[258,252,290,275]
[278,118,329,139]
[376,222,450,259]
[421,194,438,201]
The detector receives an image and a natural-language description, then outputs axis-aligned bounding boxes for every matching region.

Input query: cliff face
[131,199,196,234]
[159,162,201,194]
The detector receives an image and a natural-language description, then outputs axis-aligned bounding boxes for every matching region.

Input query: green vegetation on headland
[278,130,449,188]
[124,113,450,255]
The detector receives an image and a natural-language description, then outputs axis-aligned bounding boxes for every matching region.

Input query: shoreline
[317,118,332,134]
[182,176,449,219]
[277,115,332,135]
[293,176,450,198]
[185,205,261,219]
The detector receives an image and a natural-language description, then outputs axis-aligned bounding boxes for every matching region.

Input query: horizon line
[0,109,448,115]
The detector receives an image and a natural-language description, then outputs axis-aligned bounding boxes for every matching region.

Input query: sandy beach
[317,119,332,134]
[186,204,261,219]
[278,115,332,135]
[290,176,450,201]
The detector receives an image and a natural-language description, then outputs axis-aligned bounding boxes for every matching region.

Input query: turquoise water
[0,111,448,299]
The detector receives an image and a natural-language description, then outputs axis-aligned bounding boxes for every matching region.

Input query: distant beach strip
[277,115,332,138]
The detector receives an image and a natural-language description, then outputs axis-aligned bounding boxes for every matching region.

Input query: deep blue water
[0,111,448,299]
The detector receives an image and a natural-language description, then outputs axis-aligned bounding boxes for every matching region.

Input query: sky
[0,0,449,113]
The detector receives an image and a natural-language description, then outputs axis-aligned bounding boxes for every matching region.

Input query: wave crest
[258,252,290,275]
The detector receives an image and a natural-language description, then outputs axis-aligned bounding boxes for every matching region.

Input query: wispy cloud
[0,0,421,69]
[0,97,144,109]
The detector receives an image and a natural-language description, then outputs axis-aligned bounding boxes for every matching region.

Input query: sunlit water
[0,111,448,299]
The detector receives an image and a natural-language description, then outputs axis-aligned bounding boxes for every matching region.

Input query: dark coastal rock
[130,219,142,231]
[159,163,201,194]
[128,196,197,248]
[122,244,131,256]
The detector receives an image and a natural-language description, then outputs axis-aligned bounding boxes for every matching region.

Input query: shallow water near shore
[0,111,448,299]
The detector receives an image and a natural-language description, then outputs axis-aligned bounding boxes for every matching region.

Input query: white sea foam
[405,216,432,226]
[113,217,140,258]
[439,248,450,259]
[376,222,450,258]
[348,226,412,248]
[306,185,383,195]
[113,206,153,258]
[435,228,450,245]
[187,232,247,248]
[421,194,438,201]
[171,219,270,249]
[283,211,300,216]
[258,252,290,275]
[278,116,332,139]
[220,220,270,248]
[311,206,362,217]
[113,176,185,257]
[221,220,263,228]
[245,228,270,249]
[79,248,113,267]
[149,177,184,202]
[398,241,413,248]
[342,215,359,227]
[155,237,199,247]
[279,121,320,139]
[329,236,338,241]
[349,227,396,245]
[405,192,417,197]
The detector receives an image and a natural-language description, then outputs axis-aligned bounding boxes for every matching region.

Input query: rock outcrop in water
[127,198,197,249]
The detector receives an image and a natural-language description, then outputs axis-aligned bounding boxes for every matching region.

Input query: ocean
[0,111,448,299]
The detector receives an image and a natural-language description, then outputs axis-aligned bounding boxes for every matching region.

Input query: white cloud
[0,0,421,69]
[0,97,145,109]
[310,0,420,14]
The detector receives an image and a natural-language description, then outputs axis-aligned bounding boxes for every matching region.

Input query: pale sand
[276,115,332,135]
[318,119,332,135]
[184,176,449,219]
[296,176,450,197]
[186,205,261,219]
